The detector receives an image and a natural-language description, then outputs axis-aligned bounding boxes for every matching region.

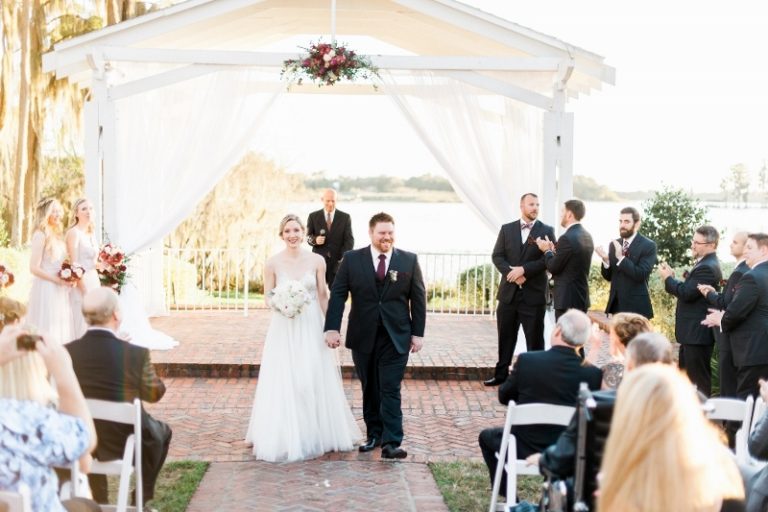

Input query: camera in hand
[17,333,43,351]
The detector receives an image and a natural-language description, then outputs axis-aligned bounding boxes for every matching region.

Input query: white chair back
[0,484,32,512]
[489,401,576,512]
[706,396,754,465]
[85,398,143,512]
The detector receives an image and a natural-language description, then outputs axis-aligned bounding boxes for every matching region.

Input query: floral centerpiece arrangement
[281,40,379,88]
[98,243,129,293]
[268,280,312,319]
[0,264,14,289]
[59,262,85,283]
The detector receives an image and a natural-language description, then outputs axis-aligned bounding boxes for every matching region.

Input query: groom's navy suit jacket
[324,246,427,355]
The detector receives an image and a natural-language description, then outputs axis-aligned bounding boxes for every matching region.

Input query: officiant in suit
[307,188,354,286]
[485,193,555,386]
[324,212,426,459]
[595,206,658,319]
[66,287,172,505]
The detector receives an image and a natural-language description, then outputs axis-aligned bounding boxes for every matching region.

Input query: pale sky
[253,1,768,193]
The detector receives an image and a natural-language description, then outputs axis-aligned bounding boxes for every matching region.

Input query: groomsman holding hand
[595,207,657,319]
[485,193,555,387]
[659,225,722,396]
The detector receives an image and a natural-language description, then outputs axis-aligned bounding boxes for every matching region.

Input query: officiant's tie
[376,254,386,282]
[326,212,332,231]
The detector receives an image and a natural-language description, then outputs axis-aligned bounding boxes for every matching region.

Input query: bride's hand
[324,330,341,349]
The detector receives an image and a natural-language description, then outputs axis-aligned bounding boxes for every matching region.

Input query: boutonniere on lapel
[526,235,537,246]
[388,270,398,282]
[682,270,690,279]
[719,278,728,289]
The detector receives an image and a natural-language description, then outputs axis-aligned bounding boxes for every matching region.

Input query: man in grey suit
[485,193,555,386]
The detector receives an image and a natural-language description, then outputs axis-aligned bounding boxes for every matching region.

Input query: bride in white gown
[245,214,361,462]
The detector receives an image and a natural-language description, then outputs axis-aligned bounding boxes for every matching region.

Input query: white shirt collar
[621,232,637,246]
[564,221,580,232]
[371,246,393,268]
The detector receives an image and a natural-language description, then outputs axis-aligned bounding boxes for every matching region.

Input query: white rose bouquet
[268,280,312,319]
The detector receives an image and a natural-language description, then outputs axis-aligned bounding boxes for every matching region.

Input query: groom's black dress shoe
[359,437,381,452]
[483,377,505,387]
[381,444,408,459]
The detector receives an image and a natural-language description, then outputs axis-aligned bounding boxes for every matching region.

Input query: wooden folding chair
[706,395,754,465]
[84,398,143,512]
[489,401,576,512]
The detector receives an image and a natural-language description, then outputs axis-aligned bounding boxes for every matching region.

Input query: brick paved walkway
[146,311,610,511]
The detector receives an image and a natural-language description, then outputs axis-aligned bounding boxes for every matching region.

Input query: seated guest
[478,309,602,496]
[66,287,172,506]
[598,364,743,512]
[530,332,673,510]
[744,378,768,512]
[586,312,653,389]
[0,298,100,512]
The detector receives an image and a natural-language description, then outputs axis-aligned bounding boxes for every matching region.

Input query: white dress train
[245,270,361,462]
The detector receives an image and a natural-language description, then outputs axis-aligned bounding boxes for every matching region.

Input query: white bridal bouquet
[268,280,312,319]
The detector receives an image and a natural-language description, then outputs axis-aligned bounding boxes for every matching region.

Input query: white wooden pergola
[43,0,615,234]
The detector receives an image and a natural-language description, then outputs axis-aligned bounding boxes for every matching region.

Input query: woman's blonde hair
[33,197,63,254]
[598,364,743,511]
[0,297,57,405]
[278,214,305,237]
[68,198,94,234]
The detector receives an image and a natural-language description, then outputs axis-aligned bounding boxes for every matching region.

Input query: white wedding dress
[245,270,361,462]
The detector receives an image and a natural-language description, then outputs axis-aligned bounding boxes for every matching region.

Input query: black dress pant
[352,324,409,448]
[678,344,714,397]
[735,365,768,400]
[494,296,545,379]
[715,330,738,398]
[478,427,541,497]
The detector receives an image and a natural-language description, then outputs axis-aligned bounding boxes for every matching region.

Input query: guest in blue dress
[0,297,100,512]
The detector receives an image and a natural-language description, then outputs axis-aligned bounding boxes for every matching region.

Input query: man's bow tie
[521,222,534,230]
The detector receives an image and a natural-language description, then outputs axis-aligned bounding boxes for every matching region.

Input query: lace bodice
[276,269,318,300]
[37,235,67,274]
[72,229,98,271]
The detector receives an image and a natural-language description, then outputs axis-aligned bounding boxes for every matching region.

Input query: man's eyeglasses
[692,240,713,245]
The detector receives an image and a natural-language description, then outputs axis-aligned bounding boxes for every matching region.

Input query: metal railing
[163,248,500,315]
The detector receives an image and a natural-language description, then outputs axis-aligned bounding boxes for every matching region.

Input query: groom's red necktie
[376,254,386,282]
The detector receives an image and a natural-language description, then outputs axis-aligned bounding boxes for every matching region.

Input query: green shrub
[642,187,709,268]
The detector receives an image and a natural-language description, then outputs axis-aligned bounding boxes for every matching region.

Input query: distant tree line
[304,173,455,193]
[720,161,768,208]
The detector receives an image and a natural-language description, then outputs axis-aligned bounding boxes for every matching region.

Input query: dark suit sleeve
[139,349,166,403]
[410,255,427,337]
[705,290,725,310]
[544,234,573,275]
[306,212,317,247]
[664,264,717,303]
[616,239,657,283]
[491,227,511,275]
[324,252,351,331]
[721,273,759,332]
[341,214,354,254]
[522,226,553,278]
[498,357,521,404]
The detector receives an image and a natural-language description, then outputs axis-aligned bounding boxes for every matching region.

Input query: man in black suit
[478,309,602,496]
[659,224,722,396]
[67,288,172,505]
[485,193,555,387]
[595,206,657,319]
[698,231,749,398]
[306,188,354,286]
[324,212,426,459]
[703,233,768,399]
[536,199,594,319]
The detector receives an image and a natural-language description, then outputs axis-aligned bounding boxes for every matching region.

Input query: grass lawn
[107,460,209,512]
[430,460,543,512]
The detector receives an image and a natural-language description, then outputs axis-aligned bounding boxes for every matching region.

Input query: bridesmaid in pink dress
[66,198,102,337]
[26,198,75,344]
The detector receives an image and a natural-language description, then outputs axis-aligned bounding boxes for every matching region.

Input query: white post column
[541,75,574,230]
[83,96,102,243]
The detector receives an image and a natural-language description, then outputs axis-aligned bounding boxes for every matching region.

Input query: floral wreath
[281,40,380,89]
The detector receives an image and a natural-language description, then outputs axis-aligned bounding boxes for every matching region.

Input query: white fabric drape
[378,70,543,233]
[108,68,282,347]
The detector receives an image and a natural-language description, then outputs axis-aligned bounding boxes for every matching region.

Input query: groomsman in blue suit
[595,206,658,319]
[485,193,555,387]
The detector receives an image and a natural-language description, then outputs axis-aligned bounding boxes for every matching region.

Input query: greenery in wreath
[281,40,379,88]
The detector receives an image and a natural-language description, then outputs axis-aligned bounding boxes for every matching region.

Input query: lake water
[289,200,768,260]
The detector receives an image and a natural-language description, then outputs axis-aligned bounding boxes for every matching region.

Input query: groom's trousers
[352,324,409,447]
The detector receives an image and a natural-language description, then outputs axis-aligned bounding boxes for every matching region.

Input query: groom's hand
[325,330,341,349]
[410,335,424,353]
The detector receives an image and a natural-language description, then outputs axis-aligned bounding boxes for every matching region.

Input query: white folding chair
[85,398,143,512]
[705,396,754,465]
[0,484,32,512]
[489,401,576,512]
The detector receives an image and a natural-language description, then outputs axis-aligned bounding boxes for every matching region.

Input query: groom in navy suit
[324,212,427,459]
[485,193,555,386]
